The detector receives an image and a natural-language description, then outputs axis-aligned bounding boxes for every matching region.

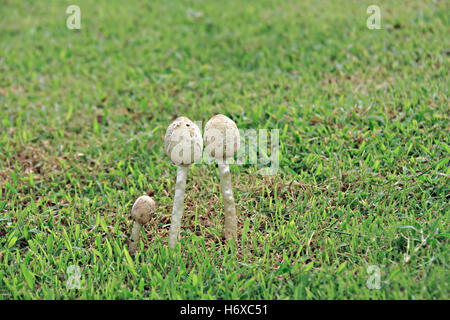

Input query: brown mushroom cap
[164,117,203,165]
[131,195,155,225]
[204,114,240,160]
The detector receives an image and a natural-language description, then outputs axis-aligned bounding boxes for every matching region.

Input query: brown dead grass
[0,142,61,186]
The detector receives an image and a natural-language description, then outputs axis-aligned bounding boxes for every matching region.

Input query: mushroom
[204,114,240,240]
[129,195,155,254]
[164,117,203,249]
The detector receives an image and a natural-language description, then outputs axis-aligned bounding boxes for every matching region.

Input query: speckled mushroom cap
[131,195,155,225]
[164,117,203,165]
[204,114,240,160]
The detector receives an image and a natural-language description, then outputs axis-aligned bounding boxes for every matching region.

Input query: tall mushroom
[204,114,240,240]
[164,117,203,249]
[129,195,155,254]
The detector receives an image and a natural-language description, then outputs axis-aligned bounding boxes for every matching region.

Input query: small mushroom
[129,195,155,254]
[165,117,203,249]
[204,114,240,240]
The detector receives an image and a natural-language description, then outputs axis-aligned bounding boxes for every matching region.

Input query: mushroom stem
[129,221,142,254]
[169,164,189,249]
[218,163,237,240]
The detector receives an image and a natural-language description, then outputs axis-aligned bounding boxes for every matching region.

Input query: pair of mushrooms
[129,114,240,254]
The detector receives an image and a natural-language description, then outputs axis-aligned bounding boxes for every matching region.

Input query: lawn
[0,0,448,299]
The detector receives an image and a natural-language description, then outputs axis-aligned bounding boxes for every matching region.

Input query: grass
[0,0,449,299]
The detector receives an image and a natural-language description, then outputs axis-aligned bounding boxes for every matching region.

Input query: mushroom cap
[131,195,155,225]
[164,117,203,165]
[204,114,240,160]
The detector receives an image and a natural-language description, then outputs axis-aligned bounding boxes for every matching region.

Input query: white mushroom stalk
[204,114,240,240]
[164,117,203,249]
[129,195,155,254]
[218,162,237,240]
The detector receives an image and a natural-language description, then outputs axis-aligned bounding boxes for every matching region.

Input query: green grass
[0,0,449,299]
